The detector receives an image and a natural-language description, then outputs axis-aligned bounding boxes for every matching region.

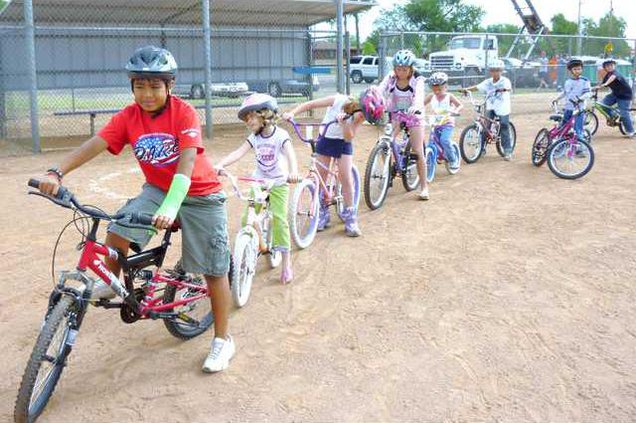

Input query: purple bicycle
[532,99,595,179]
[363,111,421,210]
[425,113,461,183]
[287,119,361,249]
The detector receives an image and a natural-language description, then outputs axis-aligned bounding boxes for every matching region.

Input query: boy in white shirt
[462,59,514,160]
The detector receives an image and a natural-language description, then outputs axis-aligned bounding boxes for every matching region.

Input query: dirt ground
[1,92,635,422]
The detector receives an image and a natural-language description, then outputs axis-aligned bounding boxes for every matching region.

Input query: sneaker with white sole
[202,335,235,373]
[418,187,430,201]
[81,278,116,300]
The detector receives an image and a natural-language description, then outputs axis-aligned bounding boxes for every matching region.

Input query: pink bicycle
[16,180,219,423]
[287,119,361,249]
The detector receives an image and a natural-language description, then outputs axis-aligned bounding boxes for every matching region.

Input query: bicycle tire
[425,145,436,183]
[585,110,599,136]
[532,128,550,167]
[228,230,258,308]
[15,295,77,423]
[289,177,319,249]
[547,138,595,180]
[496,121,517,157]
[401,144,420,192]
[163,271,214,338]
[459,123,483,164]
[363,141,392,210]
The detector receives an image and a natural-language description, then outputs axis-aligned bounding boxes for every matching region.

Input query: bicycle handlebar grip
[28,178,69,200]
[130,212,154,226]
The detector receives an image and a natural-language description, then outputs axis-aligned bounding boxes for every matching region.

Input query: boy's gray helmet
[126,45,178,79]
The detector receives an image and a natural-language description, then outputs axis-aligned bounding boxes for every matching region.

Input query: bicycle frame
[548,103,578,142]
[427,114,455,163]
[228,174,274,245]
[386,111,420,174]
[465,91,500,141]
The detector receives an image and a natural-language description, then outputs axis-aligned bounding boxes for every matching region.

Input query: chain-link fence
[376,30,636,93]
[1,0,373,152]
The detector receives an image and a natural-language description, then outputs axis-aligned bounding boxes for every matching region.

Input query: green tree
[584,13,630,58]
[365,0,485,57]
[484,24,520,57]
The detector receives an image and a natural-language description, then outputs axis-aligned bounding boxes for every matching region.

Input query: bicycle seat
[170,219,181,232]
[549,113,563,122]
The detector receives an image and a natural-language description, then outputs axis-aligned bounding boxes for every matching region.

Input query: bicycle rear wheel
[532,128,550,167]
[585,110,599,136]
[619,110,635,135]
[401,144,420,191]
[547,138,594,179]
[363,141,392,210]
[15,295,78,423]
[444,142,461,175]
[289,177,319,249]
[459,123,483,163]
[163,267,214,338]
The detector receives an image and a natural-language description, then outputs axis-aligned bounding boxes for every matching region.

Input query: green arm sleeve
[155,174,191,220]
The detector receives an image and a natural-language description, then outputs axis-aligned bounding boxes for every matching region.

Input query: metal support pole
[378,30,387,82]
[24,0,40,153]
[201,0,213,140]
[345,31,351,95]
[354,13,360,54]
[576,0,583,56]
[335,0,344,93]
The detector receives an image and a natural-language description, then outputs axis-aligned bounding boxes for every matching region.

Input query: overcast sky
[341,0,636,40]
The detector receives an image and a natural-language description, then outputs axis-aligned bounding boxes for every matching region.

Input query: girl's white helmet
[488,59,505,70]
[428,72,448,86]
[393,49,416,67]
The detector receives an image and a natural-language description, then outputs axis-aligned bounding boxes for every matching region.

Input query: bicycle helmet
[428,72,448,86]
[601,58,617,67]
[359,86,385,125]
[488,59,505,70]
[393,49,416,67]
[237,93,278,121]
[567,58,584,70]
[126,45,178,80]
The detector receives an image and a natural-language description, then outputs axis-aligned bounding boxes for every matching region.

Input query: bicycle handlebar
[287,118,343,144]
[27,179,153,227]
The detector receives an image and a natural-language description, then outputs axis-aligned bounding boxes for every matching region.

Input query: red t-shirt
[98,96,221,196]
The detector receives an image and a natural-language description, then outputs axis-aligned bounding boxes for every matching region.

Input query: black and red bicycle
[15,180,220,423]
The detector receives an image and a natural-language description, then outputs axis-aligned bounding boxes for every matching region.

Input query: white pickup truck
[350,55,427,83]
[427,35,499,85]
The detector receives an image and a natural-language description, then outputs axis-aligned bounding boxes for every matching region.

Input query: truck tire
[191,84,204,99]
[351,71,363,84]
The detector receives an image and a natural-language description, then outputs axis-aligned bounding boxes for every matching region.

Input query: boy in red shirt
[35,46,234,373]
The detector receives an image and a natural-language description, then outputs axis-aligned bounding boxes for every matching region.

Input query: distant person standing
[556,54,568,90]
[549,54,558,85]
[537,51,550,90]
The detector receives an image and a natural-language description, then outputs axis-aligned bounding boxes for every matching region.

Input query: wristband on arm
[155,174,191,220]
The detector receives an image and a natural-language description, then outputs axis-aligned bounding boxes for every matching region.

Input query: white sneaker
[202,335,235,373]
[418,187,430,201]
[626,131,636,139]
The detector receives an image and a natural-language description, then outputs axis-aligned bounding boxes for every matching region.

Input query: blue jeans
[487,110,512,154]
[562,109,585,141]
[602,93,634,134]
[432,125,458,164]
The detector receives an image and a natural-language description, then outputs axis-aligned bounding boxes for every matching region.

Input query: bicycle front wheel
[459,123,483,163]
[363,141,392,210]
[532,128,551,167]
[425,145,436,183]
[547,138,594,179]
[228,230,258,308]
[15,295,78,423]
[289,177,319,249]
[496,121,517,157]
[401,144,420,191]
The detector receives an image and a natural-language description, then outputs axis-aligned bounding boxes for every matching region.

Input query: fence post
[24,0,40,153]
[345,31,351,95]
[335,0,344,93]
[201,0,213,140]
[378,30,386,82]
